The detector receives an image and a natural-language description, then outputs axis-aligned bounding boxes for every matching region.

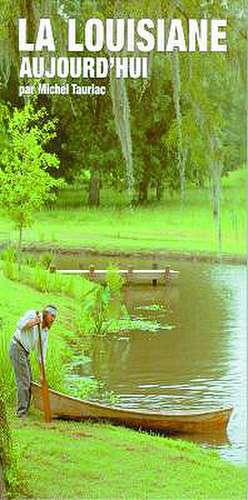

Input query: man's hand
[39,365,44,385]
[25,313,41,329]
[33,313,41,327]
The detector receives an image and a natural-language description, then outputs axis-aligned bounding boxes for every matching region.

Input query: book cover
[0,1,246,499]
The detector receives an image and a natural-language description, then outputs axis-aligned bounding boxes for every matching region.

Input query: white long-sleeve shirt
[13,310,48,363]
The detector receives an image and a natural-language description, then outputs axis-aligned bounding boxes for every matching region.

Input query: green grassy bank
[12,414,246,500]
[0,271,246,498]
[0,169,245,257]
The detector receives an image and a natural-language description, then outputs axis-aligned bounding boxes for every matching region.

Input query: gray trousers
[9,341,32,416]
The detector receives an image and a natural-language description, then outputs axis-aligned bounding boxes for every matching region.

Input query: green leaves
[0,102,63,233]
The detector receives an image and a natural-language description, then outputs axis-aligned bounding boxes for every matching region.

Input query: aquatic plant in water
[135,304,166,312]
[65,374,120,404]
[76,266,128,337]
[116,317,175,333]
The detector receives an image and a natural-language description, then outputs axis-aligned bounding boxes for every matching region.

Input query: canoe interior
[31,382,233,436]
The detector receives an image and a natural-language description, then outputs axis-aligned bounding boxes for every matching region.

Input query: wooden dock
[55,266,179,286]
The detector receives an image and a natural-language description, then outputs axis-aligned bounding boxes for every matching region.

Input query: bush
[1,261,126,340]
[62,276,76,297]
[33,265,50,292]
[2,261,19,281]
[23,254,37,268]
[77,268,127,337]
[0,382,28,497]
[0,326,15,403]
[39,253,54,270]
[0,247,17,263]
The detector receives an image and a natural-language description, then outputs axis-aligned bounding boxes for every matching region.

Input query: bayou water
[38,252,247,465]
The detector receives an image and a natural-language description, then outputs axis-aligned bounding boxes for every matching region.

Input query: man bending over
[9,305,57,418]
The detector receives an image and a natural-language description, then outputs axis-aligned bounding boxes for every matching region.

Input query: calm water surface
[52,253,247,464]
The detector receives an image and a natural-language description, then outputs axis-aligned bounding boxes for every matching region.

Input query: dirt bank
[15,243,247,265]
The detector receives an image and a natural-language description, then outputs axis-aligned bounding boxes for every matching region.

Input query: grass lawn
[0,169,245,256]
[12,414,246,500]
[0,271,247,499]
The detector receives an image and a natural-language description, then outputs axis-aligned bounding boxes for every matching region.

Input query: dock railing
[52,266,179,286]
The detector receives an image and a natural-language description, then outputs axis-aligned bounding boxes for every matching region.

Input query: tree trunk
[109,3,135,206]
[17,223,23,270]
[156,180,163,201]
[88,171,100,207]
[110,75,134,205]
[138,178,149,204]
[171,51,186,203]
[211,161,222,253]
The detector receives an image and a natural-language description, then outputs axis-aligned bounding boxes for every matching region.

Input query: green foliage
[76,268,127,338]
[39,252,54,270]
[23,254,37,268]
[1,260,128,341]
[32,265,50,293]
[0,246,17,263]
[62,276,78,298]
[0,267,119,409]
[2,260,19,282]
[116,318,175,333]
[136,304,165,312]
[0,381,28,497]
[106,266,124,296]
[2,261,94,300]
[0,322,15,402]
[75,286,104,336]
[0,1,245,209]
[0,102,64,254]
[2,166,242,255]
[65,374,119,404]
[105,266,126,320]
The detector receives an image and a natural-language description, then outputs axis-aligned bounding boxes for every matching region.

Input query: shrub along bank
[0,381,28,497]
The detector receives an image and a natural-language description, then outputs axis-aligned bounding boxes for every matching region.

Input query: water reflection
[50,253,246,465]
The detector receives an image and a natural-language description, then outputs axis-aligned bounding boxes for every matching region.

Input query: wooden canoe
[31,382,233,435]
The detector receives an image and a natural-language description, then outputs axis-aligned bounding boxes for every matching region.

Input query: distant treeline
[0,0,245,209]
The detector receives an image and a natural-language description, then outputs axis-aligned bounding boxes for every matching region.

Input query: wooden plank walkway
[55,267,179,286]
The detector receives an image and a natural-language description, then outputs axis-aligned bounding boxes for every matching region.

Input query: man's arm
[16,311,41,331]
[24,314,41,329]
[36,332,48,384]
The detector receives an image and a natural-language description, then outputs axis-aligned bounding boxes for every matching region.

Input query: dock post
[127,266,133,286]
[152,263,158,286]
[79,263,84,277]
[89,264,96,281]
[165,266,170,282]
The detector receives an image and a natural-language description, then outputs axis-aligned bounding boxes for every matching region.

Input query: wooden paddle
[36,312,52,423]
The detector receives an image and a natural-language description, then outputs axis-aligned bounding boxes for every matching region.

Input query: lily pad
[115,318,175,333]
[136,304,165,312]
